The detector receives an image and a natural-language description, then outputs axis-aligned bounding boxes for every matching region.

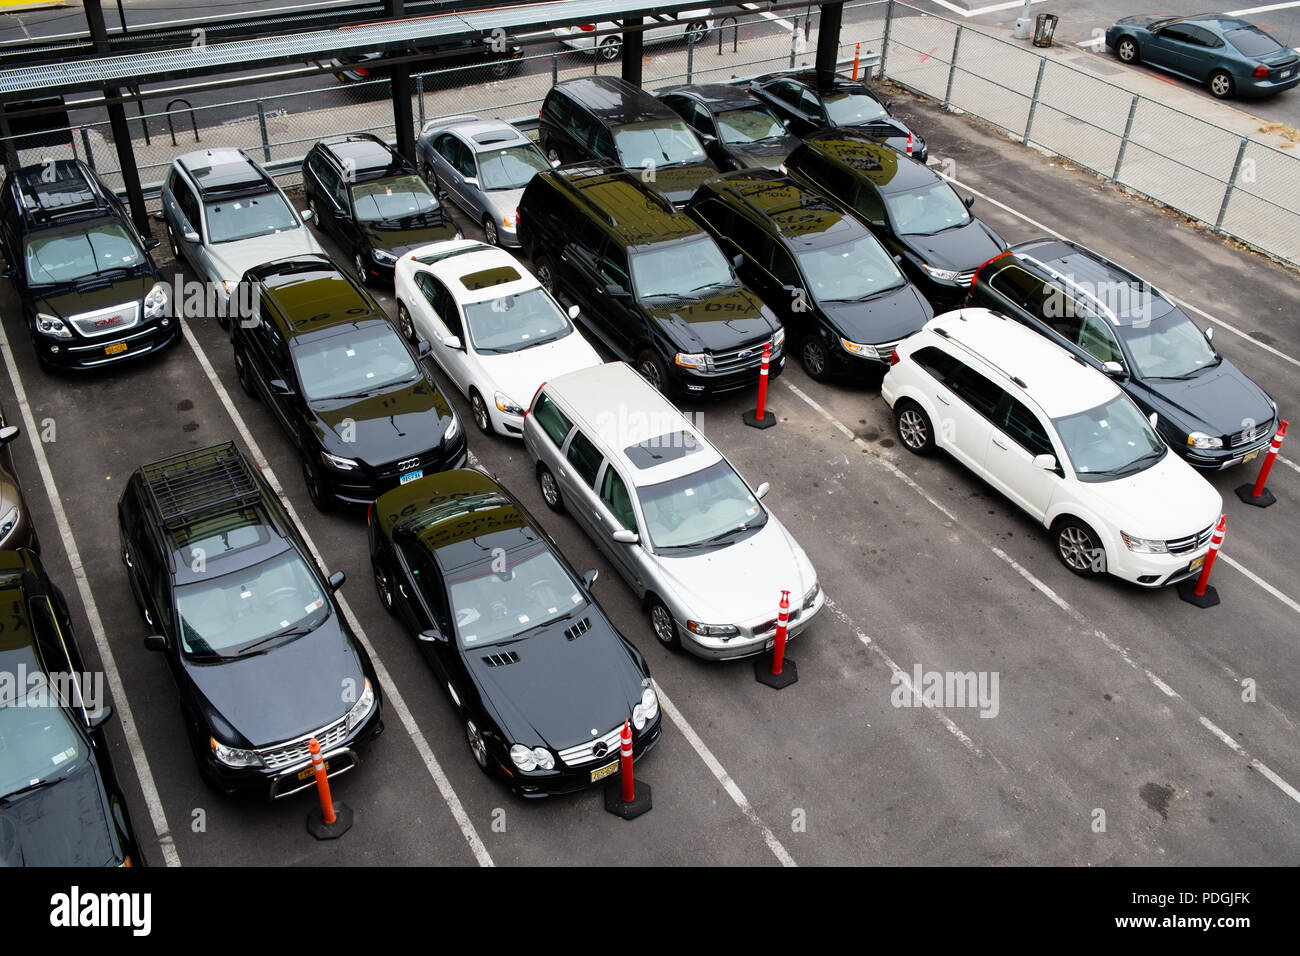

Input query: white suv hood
[1081,449,1222,540]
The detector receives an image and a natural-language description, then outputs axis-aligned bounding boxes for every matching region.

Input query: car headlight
[35,313,73,340]
[840,337,878,359]
[1120,531,1168,554]
[632,686,659,730]
[321,451,359,471]
[373,249,397,264]
[345,678,374,732]
[510,744,554,772]
[494,392,525,416]
[686,621,739,637]
[771,326,786,349]
[1187,432,1223,450]
[502,214,515,228]
[143,281,170,320]
[210,737,265,768]
[0,507,19,543]
[675,351,710,370]
[920,264,961,282]
[802,579,820,610]
[444,416,460,442]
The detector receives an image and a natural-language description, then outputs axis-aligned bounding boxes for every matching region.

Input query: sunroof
[624,432,703,469]
[472,130,518,145]
[461,265,521,290]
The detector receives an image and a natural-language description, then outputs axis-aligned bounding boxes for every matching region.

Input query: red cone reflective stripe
[309,737,337,826]
[1193,514,1226,598]
[619,719,634,803]
[1249,419,1287,499]
[906,133,913,156]
[754,343,771,421]
[771,589,790,676]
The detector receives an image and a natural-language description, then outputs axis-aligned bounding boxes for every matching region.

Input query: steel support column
[387,0,415,161]
[621,17,643,86]
[85,0,149,233]
[815,2,843,84]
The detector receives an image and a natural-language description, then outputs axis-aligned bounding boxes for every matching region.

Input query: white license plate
[399,469,423,484]
[1282,70,1294,79]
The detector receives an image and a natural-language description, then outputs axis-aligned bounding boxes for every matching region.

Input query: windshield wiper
[515,608,580,636]
[236,624,311,656]
[0,778,59,803]
[1103,449,1164,478]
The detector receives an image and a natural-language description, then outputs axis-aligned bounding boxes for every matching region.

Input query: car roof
[552,75,677,122]
[251,258,387,335]
[413,239,541,304]
[1005,238,1174,327]
[703,168,861,249]
[424,115,532,150]
[318,134,403,175]
[800,131,933,193]
[656,82,763,111]
[924,308,1121,418]
[757,69,861,92]
[176,148,270,196]
[544,163,701,248]
[8,160,113,227]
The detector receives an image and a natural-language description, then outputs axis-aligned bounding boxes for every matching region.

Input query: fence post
[1023,57,1046,144]
[81,127,96,170]
[943,25,963,109]
[256,98,271,163]
[551,52,558,86]
[416,73,425,131]
[1216,136,1250,231]
[881,0,894,78]
[790,15,799,68]
[1112,94,1140,181]
[687,26,694,82]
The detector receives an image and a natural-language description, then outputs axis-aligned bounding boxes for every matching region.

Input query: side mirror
[1148,412,1159,429]
[699,132,717,145]
[301,208,314,222]
[1204,327,1214,342]
[549,158,561,169]
[881,98,893,110]
[86,705,114,731]
[418,627,447,644]
[328,571,345,591]
[892,253,903,264]
[567,303,580,319]
[1101,360,1125,378]
[731,253,744,268]
[583,568,599,588]
[182,230,200,243]
[463,176,479,188]
[442,334,462,350]
[417,340,432,359]
[269,379,294,397]
[754,481,770,499]
[142,634,167,652]
[144,237,161,250]
[964,195,975,209]
[1031,453,1057,472]
[0,424,18,444]
[612,529,639,544]
[604,283,630,298]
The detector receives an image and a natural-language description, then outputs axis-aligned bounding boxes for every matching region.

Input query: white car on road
[394,239,603,437]
[554,12,714,61]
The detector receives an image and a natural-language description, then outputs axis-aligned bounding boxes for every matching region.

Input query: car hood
[644,162,721,204]
[651,519,816,624]
[1142,358,1275,439]
[1080,449,1222,539]
[819,282,933,344]
[0,760,115,867]
[211,228,324,283]
[902,220,1006,273]
[311,380,454,467]
[730,136,800,169]
[482,187,528,221]
[465,616,647,751]
[641,286,780,351]
[478,334,602,410]
[183,619,366,749]
[33,274,155,321]
[360,218,460,257]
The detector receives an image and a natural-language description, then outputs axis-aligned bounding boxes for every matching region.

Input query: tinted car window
[1001,398,1054,457]
[912,345,961,383]
[1077,311,1124,365]
[599,466,636,531]
[1225,26,1284,57]
[532,393,573,447]
[566,430,604,488]
[947,363,1003,419]
[176,180,201,233]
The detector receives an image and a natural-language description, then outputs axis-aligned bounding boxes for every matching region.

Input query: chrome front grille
[1229,419,1273,448]
[257,716,349,770]
[755,606,802,636]
[955,270,976,286]
[376,448,437,478]
[709,341,770,374]
[68,300,140,338]
[1167,525,1213,555]
[557,723,622,768]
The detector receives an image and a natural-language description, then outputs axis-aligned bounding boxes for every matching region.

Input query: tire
[483,215,499,247]
[489,57,510,80]
[537,463,564,513]
[533,254,556,293]
[1116,36,1139,64]
[894,399,934,455]
[1209,70,1234,100]
[635,349,670,395]
[355,250,372,287]
[598,35,622,61]
[234,347,257,400]
[396,302,418,344]
[647,597,682,651]
[302,455,331,513]
[1053,517,1107,577]
[470,389,494,435]
[372,559,396,616]
[800,334,832,382]
[465,717,492,776]
[423,164,440,194]
[684,21,709,45]
[167,223,182,260]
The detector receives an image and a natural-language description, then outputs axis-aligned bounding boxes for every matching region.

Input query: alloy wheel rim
[473,395,489,431]
[484,219,498,245]
[651,605,674,645]
[1059,526,1099,572]
[899,409,926,448]
[466,720,487,768]
[639,360,662,391]
[803,340,825,376]
[540,470,559,505]
[374,566,392,608]
[398,306,413,341]
[600,38,621,60]
[536,263,553,290]
[1212,74,1230,96]
[1119,40,1135,61]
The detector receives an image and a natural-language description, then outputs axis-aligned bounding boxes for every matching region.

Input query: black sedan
[369,469,661,798]
[656,83,801,171]
[747,69,927,161]
[0,549,143,866]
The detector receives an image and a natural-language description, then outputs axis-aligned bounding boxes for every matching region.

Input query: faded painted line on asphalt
[1218,553,1300,616]
[740,3,795,31]
[182,321,494,867]
[1199,715,1300,805]
[928,0,1047,16]
[653,682,798,866]
[1226,3,1300,15]
[1278,454,1300,475]
[0,322,181,867]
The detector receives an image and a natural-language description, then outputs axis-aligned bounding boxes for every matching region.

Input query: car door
[557,428,609,547]
[593,460,647,592]
[1145,23,1199,76]
[557,220,616,344]
[594,242,639,357]
[441,136,477,211]
[416,272,472,393]
[1179,25,1223,81]
[984,395,1059,521]
[249,315,300,441]
[167,173,204,272]
[934,359,1000,473]
[763,81,814,135]
[393,535,453,676]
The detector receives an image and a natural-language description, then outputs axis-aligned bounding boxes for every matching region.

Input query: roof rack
[140,441,262,531]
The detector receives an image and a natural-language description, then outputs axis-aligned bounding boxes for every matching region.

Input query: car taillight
[354,67,370,77]
[1254,65,1270,78]
[889,349,900,367]
[579,23,595,31]
[970,251,1010,290]
[526,382,546,419]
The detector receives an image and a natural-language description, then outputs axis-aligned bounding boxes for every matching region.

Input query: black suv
[0,159,174,371]
[656,83,800,171]
[302,133,459,285]
[231,256,466,510]
[117,442,384,799]
[748,70,927,161]
[0,549,144,866]
[785,130,1006,306]
[687,169,932,381]
[967,239,1279,470]
[517,161,785,396]
[537,76,718,205]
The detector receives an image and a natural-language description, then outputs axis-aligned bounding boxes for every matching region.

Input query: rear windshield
[1225,27,1284,58]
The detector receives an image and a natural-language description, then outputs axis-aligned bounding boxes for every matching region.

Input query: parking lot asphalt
[2,81,1298,867]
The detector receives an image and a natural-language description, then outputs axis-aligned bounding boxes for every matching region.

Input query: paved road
[2,73,1298,866]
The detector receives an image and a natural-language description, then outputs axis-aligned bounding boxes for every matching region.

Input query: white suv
[881,308,1222,587]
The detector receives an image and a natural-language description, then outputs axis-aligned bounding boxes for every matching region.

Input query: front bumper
[673,350,786,397]
[1109,542,1213,588]
[504,720,662,798]
[680,585,825,661]
[321,440,470,507]
[1179,426,1276,470]
[34,318,180,371]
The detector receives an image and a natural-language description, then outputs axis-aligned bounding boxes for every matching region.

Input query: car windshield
[462,287,572,353]
[716,107,786,144]
[175,550,329,657]
[638,458,767,549]
[823,91,890,125]
[24,220,143,284]
[294,323,418,400]
[797,234,904,301]
[886,181,972,236]
[449,546,585,648]
[614,120,707,168]
[1123,310,1219,379]
[632,237,733,299]
[351,174,440,224]
[1225,27,1284,57]
[1052,394,1166,482]
[0,700,84,799]
[204,192,299,243]
[477,145,550,190]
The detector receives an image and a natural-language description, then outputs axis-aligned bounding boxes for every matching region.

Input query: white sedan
[393,239,604,438]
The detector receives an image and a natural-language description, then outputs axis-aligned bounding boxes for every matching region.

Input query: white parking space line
[926,0,1047,16]
[1226,3,1300,15]
[0,323,181,867]
[1278,455,1300,475]
[1218,553,1300,616]
[181,322,494,867]
[1199,716,1300,805]
[740,3,795,31]
[653,682,798,866]
[780,378,1300,811]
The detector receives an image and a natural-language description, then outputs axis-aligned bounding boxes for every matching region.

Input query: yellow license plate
[104,342,128,356]
[297,762,327,781]
[1243,449,1261,463]
[1189,556,1205,572]
[590,760,618,783]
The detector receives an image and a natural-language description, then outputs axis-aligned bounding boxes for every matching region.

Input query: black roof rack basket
[140,441,261,530]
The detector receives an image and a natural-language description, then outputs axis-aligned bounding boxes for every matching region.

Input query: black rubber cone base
[1177,581,1220,608]
[743,409,777,429]
[605,779,652,819]
[307,800,354,840]
[1235,483,1277,508]
[755,655,798,688]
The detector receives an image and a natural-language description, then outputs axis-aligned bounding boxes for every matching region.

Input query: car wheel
[483,215,499,246]
[1209,70,1234,100]
[635,349,670,395]
[423,163,440,193]
[354,250,372,286]
[373,559,396,615]
[234,347,257,399]
[684,20,709,45]
[489,57,510,79]
[533,254,556,293]
[302,455,331,513]
[1053,518,1106,577]
[470,389,494,435]
[537,463,564,513]
[167,223,182,260]
[598,35,622,61]
[894,399,934,455]
[647,597,682,651]
[800,334,832,381]
[1116,36,1139,64]
[465,717,492,775]
[396,302,418,344]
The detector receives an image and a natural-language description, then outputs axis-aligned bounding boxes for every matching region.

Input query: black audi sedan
[118,442,384,799]
[232,256,466,510]
[656,83,801,171]
[968,239,1279,469]
[369,469,661,798]
[0,549,144,865]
